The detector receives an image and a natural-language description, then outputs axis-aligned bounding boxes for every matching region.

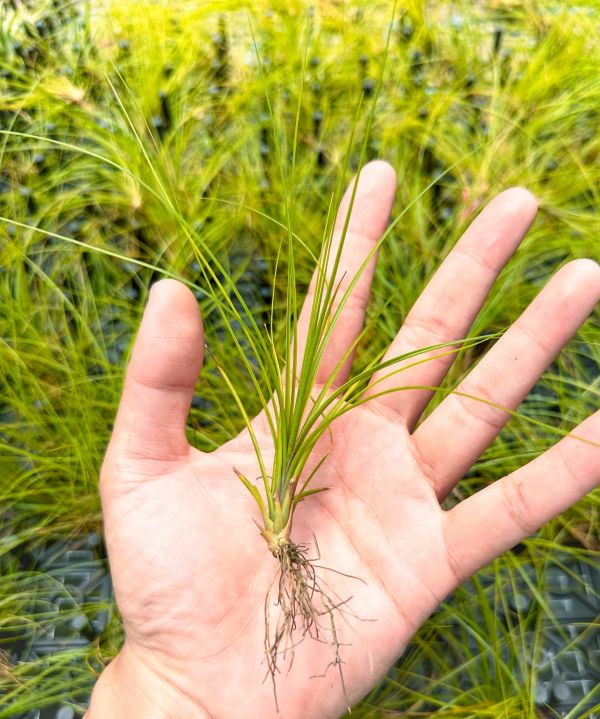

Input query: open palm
[90,162,600,719]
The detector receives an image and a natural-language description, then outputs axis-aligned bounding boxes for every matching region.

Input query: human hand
[88,161,600,719]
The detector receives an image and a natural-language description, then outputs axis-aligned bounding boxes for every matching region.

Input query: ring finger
[413,258,600,500]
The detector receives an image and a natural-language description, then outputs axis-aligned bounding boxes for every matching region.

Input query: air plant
[199,11,490,702]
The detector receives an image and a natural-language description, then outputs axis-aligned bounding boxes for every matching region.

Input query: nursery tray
[3,536,599,718]
[2,533,111,719]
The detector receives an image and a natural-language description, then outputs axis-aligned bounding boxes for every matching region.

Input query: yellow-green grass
[0,0,598,715]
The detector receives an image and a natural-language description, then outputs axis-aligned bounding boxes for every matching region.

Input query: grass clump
[0,0,599,716]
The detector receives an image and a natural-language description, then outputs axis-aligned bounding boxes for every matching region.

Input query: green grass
[0,0,599,716]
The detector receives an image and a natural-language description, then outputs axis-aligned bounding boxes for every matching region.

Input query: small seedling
[213,10,434,705]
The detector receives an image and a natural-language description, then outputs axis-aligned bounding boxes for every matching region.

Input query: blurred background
[0,1,598,717]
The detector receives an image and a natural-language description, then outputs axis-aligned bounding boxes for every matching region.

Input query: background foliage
[0,0,598,716]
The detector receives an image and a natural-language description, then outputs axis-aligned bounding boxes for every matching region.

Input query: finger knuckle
[501,476,538,536]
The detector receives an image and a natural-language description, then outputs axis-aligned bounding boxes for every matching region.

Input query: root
[264,536,357,713]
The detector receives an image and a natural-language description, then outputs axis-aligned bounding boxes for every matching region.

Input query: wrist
[86,643,211,719]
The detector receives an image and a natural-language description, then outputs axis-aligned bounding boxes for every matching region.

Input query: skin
[87,161,600,719]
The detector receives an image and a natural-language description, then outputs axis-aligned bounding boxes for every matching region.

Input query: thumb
[108,279,204,463]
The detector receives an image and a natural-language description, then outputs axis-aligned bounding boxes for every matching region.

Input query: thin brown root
[263,538,358,713]
[309,597,350,713]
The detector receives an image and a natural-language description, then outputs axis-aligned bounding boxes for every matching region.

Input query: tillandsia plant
[204,14,495,700]
[215,15,407,697]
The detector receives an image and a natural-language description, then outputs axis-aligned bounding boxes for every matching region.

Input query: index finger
[294,160,397,389]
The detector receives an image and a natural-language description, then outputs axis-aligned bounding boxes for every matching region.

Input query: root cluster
[264,537,352,711]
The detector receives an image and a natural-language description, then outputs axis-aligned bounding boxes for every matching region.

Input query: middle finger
[364,187,538,429]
